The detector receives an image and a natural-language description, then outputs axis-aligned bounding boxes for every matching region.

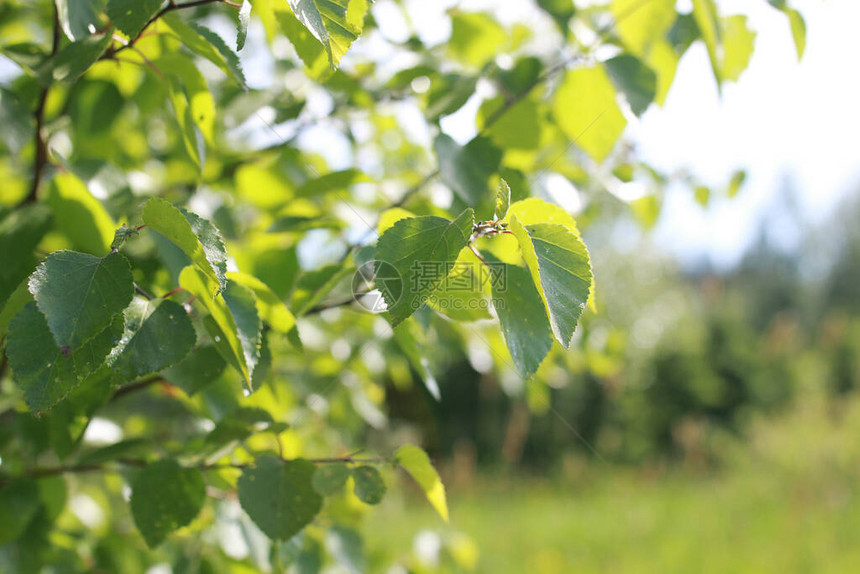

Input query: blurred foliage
[0,0,825,572]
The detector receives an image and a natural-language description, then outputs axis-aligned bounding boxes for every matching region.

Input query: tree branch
[10,452,389,482]
[110,376,164,402]
[112,0,239,56]
[22,4,61,205]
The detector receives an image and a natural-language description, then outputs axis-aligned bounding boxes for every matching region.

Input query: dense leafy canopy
[0,0,804,570]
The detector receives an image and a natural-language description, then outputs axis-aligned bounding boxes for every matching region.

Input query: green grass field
[364,394,860,573]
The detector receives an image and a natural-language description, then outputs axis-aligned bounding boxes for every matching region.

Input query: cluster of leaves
[0,0,805,570]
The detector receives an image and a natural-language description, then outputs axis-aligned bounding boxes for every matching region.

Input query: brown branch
[11,452,388,482]
[110,376,164,402]
[22,4,61,205]
[113,0,239,56]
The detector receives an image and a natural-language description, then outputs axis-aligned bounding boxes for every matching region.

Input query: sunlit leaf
[46,173,116,255]
[395,445,448,522]
[142,198,228,293]
[552,66,627,163]
[375,209,474,327]
[509,217,592,348]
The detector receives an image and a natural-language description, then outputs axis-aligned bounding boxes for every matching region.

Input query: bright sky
[633,0,860,267]
[391,0,860,268]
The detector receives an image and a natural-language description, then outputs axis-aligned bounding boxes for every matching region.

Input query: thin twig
[12,452,388,481]
[112,0,239,56]
[22,4,60,205]
[110,376,163,402]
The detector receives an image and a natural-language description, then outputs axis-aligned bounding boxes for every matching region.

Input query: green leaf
[142,198,228,293]
[29,250,133,350]
[56,0,107,41]
[106,0,162,38]
[106,299,197,379]
[7,302,123,413]
[295,168,371,198]
[495,180,511,221]
[426,74,477,122]
[645,39,679,106]
[205,406,276,448]
[0,203,51,307]
[44,33,112,83]
[785,8,805,61]
[695,185,710,207]
[46,172,116,255]
[238,456,323,540]
[227,271,296,333]
[552,66,627,163]
[130,459,206,548]
[426,248,493,323]
[721,15,756,82]
[489,259,553,378]
[163,14,247,87]
[237,0,252,51]
[311,463,351,496]
[285,0,363,70]
[375,209,475,327]
[605,54,657,117]
[223,281,263,387]
[447,11,507,68]
[506,198,581,236]
[274,7,332,80]
[395,445,448,522]
[509,218,592,348]
[434,135,502,206]
[159,53,215,145]
[179,266,252,390]
[392,320,441,400]
[727,169,747,198]
[537,0,575,36]
[161,345,226,396]
[0,278,33,340]
[166,79,203,169]
[0,480,40,545]
[692,0,721,85]
[611,0,675,56]
[351,465,386,505]
[476,96,541,150]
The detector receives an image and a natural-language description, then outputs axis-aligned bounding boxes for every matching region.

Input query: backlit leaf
[395,445,448,522]
[142,198,228,293]
[509,218,592,348]
[375,209,474,327]
[46,172,116,255]
[163,14,247,87]
[552,66,627,163]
